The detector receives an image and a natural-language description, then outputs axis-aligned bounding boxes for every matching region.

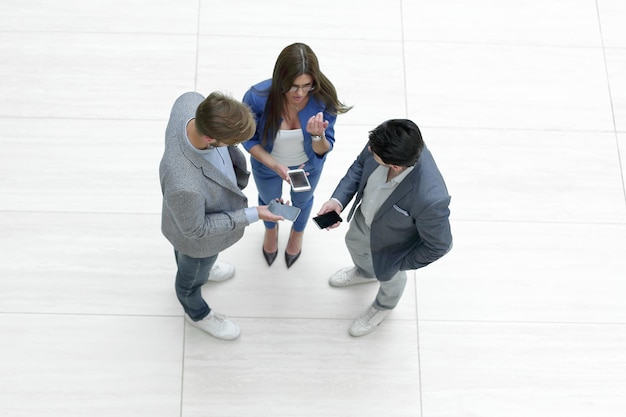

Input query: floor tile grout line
[2,210,624,226]
[2,116,623,135]
[399,0,409,122]
[4,28,616,50]
[193,0,202,92]
[179,316,187,417]
[594,0,626,207]
[416,319,626,326]
[400,1,423,415]
[2,311,624,326]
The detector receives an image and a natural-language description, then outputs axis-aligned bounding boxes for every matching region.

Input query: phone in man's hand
[268,199,301,222]
[312,211,342,229]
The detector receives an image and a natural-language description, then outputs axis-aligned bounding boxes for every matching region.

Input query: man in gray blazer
[160,92,283,340]
[317,119,452,336]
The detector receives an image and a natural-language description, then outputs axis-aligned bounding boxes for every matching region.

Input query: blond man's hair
[195,92,256,145]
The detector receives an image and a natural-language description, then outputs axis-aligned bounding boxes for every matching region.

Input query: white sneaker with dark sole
[185,311,241,340]
[208,261,235,282]
[329,266,377,287]
[349,305,391,337]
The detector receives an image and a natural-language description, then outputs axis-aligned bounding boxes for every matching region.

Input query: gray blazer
[159,92,251,258]
[332,144,452,281]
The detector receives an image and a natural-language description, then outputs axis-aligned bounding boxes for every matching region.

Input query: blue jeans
[252,162,322,232]
[174,250,217,320]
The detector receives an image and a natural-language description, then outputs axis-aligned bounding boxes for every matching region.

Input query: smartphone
[268,199,301,222]
[312,211,343,229]
[287,169,311,192]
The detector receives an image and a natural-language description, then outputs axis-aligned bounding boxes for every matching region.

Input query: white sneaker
[349,305,391,337]
[208,261,235,282]
[329,266,376,287]
[185,311,241,340]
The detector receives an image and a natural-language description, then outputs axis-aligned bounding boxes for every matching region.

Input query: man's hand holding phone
[257,204,285,223]
[268,199,301,222]
[313,200,343,230]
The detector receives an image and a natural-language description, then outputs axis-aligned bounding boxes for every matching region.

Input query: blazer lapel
[179,136,246,197]
[347,157,381,221]
[199,161,246,198]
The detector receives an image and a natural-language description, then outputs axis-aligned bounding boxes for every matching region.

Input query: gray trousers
[345,208,407,310]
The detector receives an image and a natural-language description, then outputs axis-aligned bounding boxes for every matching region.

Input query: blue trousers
[252,162,322,232]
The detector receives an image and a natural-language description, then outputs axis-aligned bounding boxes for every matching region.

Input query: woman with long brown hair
[242,42,351,268]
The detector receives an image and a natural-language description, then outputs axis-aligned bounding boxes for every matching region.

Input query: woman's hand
[273,163,290,181]
[282,163,309,185]
[307,112,331,156]
[306,112,329,136]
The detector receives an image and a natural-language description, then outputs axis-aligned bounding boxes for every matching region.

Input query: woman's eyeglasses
[288,84,315,93]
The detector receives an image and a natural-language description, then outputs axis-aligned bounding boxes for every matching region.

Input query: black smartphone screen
[312,211,343,228]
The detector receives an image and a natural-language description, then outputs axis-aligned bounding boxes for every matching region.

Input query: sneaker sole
[329,277,377,287]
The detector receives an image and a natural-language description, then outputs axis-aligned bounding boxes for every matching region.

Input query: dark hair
[195,92,256,145]
[259,42,352,144]
[368,119,424,166]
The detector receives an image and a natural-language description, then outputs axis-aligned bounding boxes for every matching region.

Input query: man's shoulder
[410,149,449,199]
[159,150,199,193]
[172,92,204,112]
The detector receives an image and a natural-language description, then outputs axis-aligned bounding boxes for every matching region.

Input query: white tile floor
[1,1,625,416]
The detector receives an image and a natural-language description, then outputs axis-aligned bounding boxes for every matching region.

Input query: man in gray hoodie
[160,91,283,340]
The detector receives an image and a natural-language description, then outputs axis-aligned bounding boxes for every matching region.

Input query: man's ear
[206,137,219,147]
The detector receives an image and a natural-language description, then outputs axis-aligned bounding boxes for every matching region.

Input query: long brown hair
[260,43,352,144]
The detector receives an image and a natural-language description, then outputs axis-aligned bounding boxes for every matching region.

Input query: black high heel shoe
[284,228,303,268]
[263,248,278,266]
[284,250,301,269]
[262,226,278,266]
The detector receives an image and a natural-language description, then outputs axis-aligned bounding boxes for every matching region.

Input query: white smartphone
[268,199,301,222]
[287,169,311,192]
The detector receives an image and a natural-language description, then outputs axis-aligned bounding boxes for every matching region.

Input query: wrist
[311,132,325,142]
[330,197,344,211]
